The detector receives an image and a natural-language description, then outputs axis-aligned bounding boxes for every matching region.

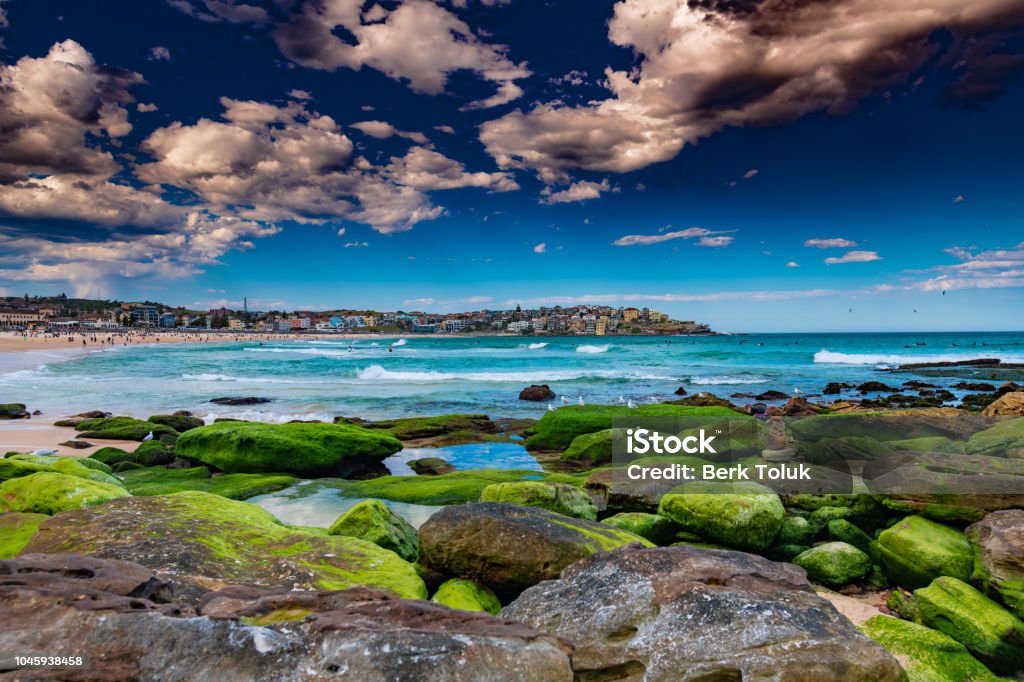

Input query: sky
[0,0,1022,332]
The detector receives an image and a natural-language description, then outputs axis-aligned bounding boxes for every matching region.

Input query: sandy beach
[0,420,140,457]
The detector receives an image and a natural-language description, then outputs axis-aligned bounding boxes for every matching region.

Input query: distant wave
[181,372,332,385]
[528,342,548,350]
[576,344,611,354]
[202,409,336,424]
[356,364,671,383]
[244,347,360,358]
[689,375,769,385]
[393,339,407,346]
[814,349,1024,365]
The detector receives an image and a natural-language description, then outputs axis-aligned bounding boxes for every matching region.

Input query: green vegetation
[76,416,178,441]
[876,515,974,589]
[175,421,403,477]
[0,472,130,514]
[861,615,1002,682]
[329,469,585,505]
[966,418,1024,457]
[328,499,419,562]
[0,512,48,558]
[658,487,785,552]
[118,465,297,499]
[431,578,502,615]
[600,512,678,545]
[792,541,872,588]
[479,481,597,520]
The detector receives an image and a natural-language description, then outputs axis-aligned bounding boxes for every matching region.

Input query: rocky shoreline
[2,394,1024,679]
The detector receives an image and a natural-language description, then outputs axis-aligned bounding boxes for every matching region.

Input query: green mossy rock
[792,541,872,588]
[777,515,816,546]
[0,472,129,514]
[886,589,923,623]
[175,421,403,477]
[431,578,501,615]
[828,519,878,561]
[0,404,29,419]
[331,469,585,505]
[524,404,737,451]
[479,481,597,520]
[1,454,123,488]
[965,417,1024,457]
[967,510,1024,620]
[797,436,895,464]
[134,440,175,467]
[89,446,137,467]
[915,576,1024,674]
[118,465,297,500]
[600,512,679,545]
[148,414,205,432]
[0,512,48,558]
[861,615,1002,682]
[75,416,178,441]
[877,515,973,589]
[790,412,983,443]
[886,436,964,454]
[561,428,622,465]
[21,490,426,604]
[658,488,785,552]
[328,499,419,562]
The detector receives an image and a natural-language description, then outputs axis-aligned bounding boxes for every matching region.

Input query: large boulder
[792,542,872,588]
[75,416,178,441]
[982,392,1024,417]
[418,502,652,599]
[966,417,1024,456]
[876,515,973,589]
[0,555,572,681]
[915,576,1024,674]
[148,413,205,432]
[861,614,1002,682]
[328,499,419,562]
[478,481,598,520]
[657,488,785,552]
[408,457,456,475]
[600,512,679,545]
[2,453,122,488]
[967,510,1024,619]
[518,385,555,402]
[502,544,903,681]
[0,403,29,420]
[175,421,403,477]
[118,465,297,500]
[560,428,621,465]
[524,404,736,451]
[20,491,426,604]
[0,472,129,514]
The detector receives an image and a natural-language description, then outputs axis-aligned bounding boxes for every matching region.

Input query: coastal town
[0,295,714,336]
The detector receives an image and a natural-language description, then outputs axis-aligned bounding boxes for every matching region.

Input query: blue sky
[0,0,1022,331]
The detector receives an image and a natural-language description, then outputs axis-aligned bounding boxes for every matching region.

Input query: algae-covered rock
[600,512,679,545]
[407,457,456,475]
[797,436,895,464]
[134,440,175,467]
[524,404,737,451]
[876,515,974,589]
[148,413,205,433]
[330,469,585,505]
[657,488,785,552]
[431,578,501,615]
[2,454,122,488]
[0,512,48,558]
[967,510,1024,619]
[560,428,621,465]
[329,499,419,562]
[792,541,872,588]
[778,515,817,546]
[76,416,178,441]
[0,472,129,514]
[790,411,993,444]
[886,436,964,454]
[966,417,1024,457]
[361,414,499,446]
[175,421,403,477]
[89,446,137,467]
[479,481,597,520]
[828,519,878,560]
[419,502,652,599]
[21,491,426,604]
[118,465,297,500]
[0,403,29,419]
[915,576,1024,674]
[861,614,1002,682]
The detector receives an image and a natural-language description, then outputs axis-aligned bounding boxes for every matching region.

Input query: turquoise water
[248,481,445,528]
[2,332,1023,421]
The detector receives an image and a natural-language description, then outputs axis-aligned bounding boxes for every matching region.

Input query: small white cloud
[540,179,616,205]
[434,125,455,134]
[825,250,881,265]
[786,261,800,268]
[136,102,158,112]
[343,241,368,248]
[533,242,546,253]
[953,195,966,204]
[697,235,734,248]
[337,227,346,237]
[805,238,858,249]
[743,168,759,179]
[149,46,171,61]
[288,89,312,100]
[614,227,731,247]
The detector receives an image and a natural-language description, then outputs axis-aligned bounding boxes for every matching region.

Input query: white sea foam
[814,349,1024,365]
[180,372,332,385]
[355,364,671,383]
[689,375,769,385]
[392,339,407,346]
[576,344,611,354]
[528,342,548,350]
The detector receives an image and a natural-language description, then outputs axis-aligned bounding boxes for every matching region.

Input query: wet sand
[0,421,140,457]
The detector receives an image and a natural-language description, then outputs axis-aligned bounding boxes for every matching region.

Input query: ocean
[3,331,1024,422]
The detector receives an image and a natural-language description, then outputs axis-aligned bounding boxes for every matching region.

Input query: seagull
[547,403,556,412]
[143,431,154,442]
[793,387,803,395]
[560,395,570,405]
[31,448,57,456]
[627,399,638,409]
[578,395,585,406]
[618,396,626,404]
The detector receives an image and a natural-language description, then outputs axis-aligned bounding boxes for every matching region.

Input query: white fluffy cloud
[540,178,616,205]
[825,250,882,264]
[805,237,859,249]
[613,227,730,247]
[481,0,1024,179]
[385,146,519,192]
[351,120,429,144]
[274,0,529,108]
